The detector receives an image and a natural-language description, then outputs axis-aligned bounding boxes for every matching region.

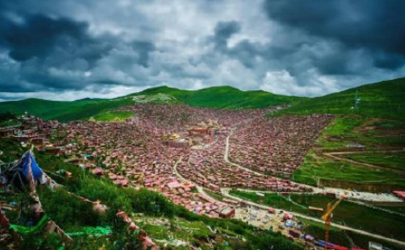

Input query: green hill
[0,98,134,122]
[0,86,303,122]
[132,85,305,109]
[269,77,405,120]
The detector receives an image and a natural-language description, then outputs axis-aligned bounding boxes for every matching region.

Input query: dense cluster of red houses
[0,104,333,218]
[229,115,334,177]
[177,133,311,192]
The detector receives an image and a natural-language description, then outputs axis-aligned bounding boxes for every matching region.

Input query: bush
[38,187,101,229]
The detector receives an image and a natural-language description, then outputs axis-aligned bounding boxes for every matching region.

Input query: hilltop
[132,85,304,109]
[0,86,303,122]
[269,77,405,120]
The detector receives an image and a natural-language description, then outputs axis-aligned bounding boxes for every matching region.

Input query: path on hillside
[327,150,404,155]
[172,156,216,202]
[223,128,265,177]
[220,188,405,247]
[323,151,405,174]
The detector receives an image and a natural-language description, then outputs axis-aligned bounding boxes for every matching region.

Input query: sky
[0,0,404,101]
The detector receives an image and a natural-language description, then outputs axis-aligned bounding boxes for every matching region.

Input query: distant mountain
[270,77,405,120]
[0,85,303,122]
[131,85,305,109]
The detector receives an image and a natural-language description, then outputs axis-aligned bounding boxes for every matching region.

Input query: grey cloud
[213,21,241,51]
[132,41,156,67]
[263,0,405,71]
[0,0,404,100]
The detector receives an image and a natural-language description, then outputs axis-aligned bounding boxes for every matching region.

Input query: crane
[321,192,347,249]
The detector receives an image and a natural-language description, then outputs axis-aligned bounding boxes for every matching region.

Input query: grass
[0,98,135,122]
[356,136,405,148]
[293,114,405,191]
[376,206,405,216]
[0,137,25,162]
[91,110,134,122]
[373,120,405,129]
[230,190,405,242]
[0,119,20,127]
[133,85,305,109]
[204,189,226,201]
[269,77,405,121]
[292,152,405,190]
[345,153,405,172]
[299,218,404,250]
[322,116,365,137]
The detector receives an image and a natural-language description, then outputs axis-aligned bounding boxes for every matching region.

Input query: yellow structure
[321,193,346,249]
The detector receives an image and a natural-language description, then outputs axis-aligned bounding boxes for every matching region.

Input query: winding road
[172,128,405,247]
[220,188,405,247]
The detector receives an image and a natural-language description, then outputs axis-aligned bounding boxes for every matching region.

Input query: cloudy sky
[1,0,404,101]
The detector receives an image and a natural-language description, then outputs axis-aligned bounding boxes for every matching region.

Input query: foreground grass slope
[0,86,302,122]
[270,77,405,120]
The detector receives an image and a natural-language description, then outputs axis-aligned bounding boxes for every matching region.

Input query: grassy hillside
[0,98,133,122]
[134,85,305,109]
[91,110,134,122]
[0,86,303,122]
[269,77,405,120]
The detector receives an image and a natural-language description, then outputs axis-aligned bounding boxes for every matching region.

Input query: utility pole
[354,90,360,110]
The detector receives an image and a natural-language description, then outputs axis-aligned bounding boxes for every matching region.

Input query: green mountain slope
[134,85,305,109]
[0,86,303,121]
[270,77,405,120]
[0,98,133,122]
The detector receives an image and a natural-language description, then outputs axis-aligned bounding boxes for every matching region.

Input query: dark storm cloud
[0,12,112,92]
[132,41,156,67]
[2,15,88,61]
[263,0,405,72]
[0,2,157,93]
[213,21,241,51]
[0,0,404,100]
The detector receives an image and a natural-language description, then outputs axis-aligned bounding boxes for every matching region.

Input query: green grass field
[91,110,134,122]
[133,85,305,109]
[0,98,134,122]
[0,119,20,127]
[299,218,403,250]
[292,151,405,190]
[322,116,365,137]
[269,77,405,121]
[230,190,405,242]
[293,113,405,192]
[345,153,405,172]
